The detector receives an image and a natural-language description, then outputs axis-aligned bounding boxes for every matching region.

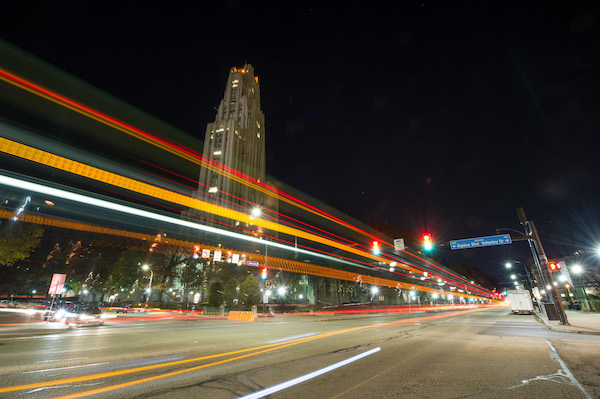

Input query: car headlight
[54,310,67,320]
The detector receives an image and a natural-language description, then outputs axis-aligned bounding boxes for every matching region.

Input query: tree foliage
[0,221,44,266]
[208,281,223,307]
[239,275,261,308]
[223,279,238,308]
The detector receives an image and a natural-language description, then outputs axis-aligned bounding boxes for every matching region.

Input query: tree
[208,281,223,307]
[0,221,44,266]
[223,279,238,308]
[239,275,261,308]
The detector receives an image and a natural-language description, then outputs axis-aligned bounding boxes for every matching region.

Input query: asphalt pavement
[1,306,599,398]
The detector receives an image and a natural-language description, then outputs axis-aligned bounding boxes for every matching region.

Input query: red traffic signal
[193,245,200,259]
[548,262,561,272]
[372,241,380,255]
[422,233,433,251]
[261,267,268,280]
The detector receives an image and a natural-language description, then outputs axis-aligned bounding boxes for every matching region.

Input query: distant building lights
[208,187,218,193]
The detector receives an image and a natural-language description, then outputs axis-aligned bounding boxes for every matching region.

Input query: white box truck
[507,290,534,315]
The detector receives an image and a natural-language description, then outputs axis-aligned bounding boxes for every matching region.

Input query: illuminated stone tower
[197,64,266,217]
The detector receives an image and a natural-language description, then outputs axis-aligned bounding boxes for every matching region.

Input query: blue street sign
[450,234,512,250]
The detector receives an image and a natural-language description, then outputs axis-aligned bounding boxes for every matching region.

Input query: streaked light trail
[0,174,406,277]
[0,137,408,272]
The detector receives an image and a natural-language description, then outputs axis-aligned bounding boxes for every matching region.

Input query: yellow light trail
[0,67,492,295]
[0,137,419,273]
[0,67,376,240]
[0,209,489,300]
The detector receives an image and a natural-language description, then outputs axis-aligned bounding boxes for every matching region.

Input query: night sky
[1,1,599,280]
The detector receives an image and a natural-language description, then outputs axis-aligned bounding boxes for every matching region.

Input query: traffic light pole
[517,208,569,325]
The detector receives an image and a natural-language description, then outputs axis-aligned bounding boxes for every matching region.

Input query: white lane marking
[507,339,593,398]
[238,347,381,399]
[25,382,102,394]
[23,362,109,373]
[266,333,316,344]
[544,339,593,399]
[34,357,88,364]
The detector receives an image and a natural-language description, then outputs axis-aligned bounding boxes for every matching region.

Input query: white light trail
[0,174,370,269]
[238,347,381,399]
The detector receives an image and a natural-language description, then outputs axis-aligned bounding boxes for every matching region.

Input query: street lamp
[142,265,153,302]
[505,260,533,292]
[571,264,594,311]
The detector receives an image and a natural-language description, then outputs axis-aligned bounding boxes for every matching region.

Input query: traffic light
[261,267,268,280]
[372,241,380,255]
[422,233,433,251]
[548,262,561,272]
[193,245,200,259]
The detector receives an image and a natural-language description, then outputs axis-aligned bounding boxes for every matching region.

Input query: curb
[533,313,600,335]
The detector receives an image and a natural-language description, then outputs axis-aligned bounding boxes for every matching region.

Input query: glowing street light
[570,263,595,311]
[277,287,286,297]
[142,265,153,301]
[510,274,516,280]
[251,208,262,218]
[505,262,512,268]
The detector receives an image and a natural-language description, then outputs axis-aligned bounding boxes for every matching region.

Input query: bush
[593,300,600,313]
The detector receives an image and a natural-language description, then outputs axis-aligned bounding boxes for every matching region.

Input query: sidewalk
[535,309,600,335]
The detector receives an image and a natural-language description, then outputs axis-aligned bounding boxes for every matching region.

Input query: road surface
[0,307,598,398]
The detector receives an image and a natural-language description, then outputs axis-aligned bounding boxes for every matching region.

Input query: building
[194,64,272,231]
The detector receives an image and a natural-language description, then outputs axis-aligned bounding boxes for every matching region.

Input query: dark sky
[1,1,599,280]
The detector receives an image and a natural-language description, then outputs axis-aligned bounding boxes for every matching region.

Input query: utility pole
[517,208,569,325]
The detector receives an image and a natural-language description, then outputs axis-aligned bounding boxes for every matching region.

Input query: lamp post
[278,286,286,312]
[505,261,533,292]
[572,264,594,311]
[142,265,153,302]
